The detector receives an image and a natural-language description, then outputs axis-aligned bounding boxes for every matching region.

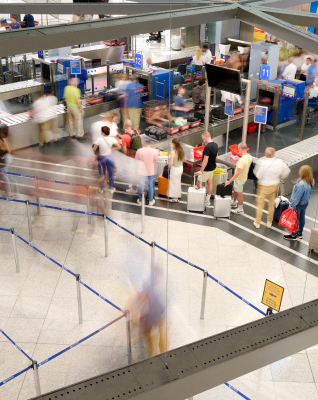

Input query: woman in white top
[93,126,121,194]
[192,48,204,66]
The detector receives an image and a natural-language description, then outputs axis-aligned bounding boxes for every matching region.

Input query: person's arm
[290,183,303,209]
[279,162,290,180]
[169,150,175,167]
[76,96,84,115]
[200,89,205,105]
[113,140,122,151]
[225,168,242,186]
[93,144,98,153]
[196,155,209,176]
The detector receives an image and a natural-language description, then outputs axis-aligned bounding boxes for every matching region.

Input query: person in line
[93,126,121,194]
[32,93,49,147]
[9,16,21,30]
[123,75,143,130]
[202,44,212,65]
[23,14,35,28]
[188,78,206,111]
[192,48,204,67]
[282,58,297,80]
[299,57,312,82]
[253,147,290,229]
[46,91,58,142]
[168,138,185,203]
[196,131,218,206]
[135,143,159,206]
[174,86,191,118]
[307,59,318,86]
[64,78,85,139]
[284,165,315,241]
[102,112,122,138]
[225,142,252,215]
[122,119,142,194]
[0,124,19,198]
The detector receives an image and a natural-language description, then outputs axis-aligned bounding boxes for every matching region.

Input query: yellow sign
[261,279,284,312]
[253,27,266,43]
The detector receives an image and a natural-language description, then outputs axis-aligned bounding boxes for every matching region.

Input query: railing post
[34,176,40,214]
[266,307,273,316]
[200,271,208,320]
[10,228,20,273]
[32,361,41,396]
[87,184,91,224]
[104,214,108,257]
[141,192,145,233]
[150,241,155,270]
[25,200,33,242]
[76,274,83,324]
[125,310,132,365]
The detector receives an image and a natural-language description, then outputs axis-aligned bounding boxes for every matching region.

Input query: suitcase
[155,156,168,183]
[309,226,318,252]
[99,90,117,102]
[214,195,231,219]
[194,110,205,122]
[187,176,206,213]
[274,199,289,222]
[145,126,167,140]
[85,95,104,106]
[158,174,169,197]
[212,168,228,195]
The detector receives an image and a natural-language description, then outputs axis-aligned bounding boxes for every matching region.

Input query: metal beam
[258,7,318,28]
[0,4,237,57]
[29,299,318,400]
[236,5,318,54]
[0,2,205,15]
[240,0,309,8]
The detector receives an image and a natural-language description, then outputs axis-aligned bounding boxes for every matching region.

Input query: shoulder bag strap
[102,137,112,152]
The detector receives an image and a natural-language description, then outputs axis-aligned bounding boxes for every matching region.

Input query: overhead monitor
[205,64,242,95]
[282,85,295,98]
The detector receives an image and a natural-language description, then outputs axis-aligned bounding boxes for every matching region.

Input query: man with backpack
[122,119,143,193]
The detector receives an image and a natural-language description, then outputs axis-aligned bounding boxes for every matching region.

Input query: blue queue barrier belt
[0,329,33,362]
[0,365,32,387]
[0,227,10,231]
[37,314,125,368]
[224,382,251,399]
[155,243,204,272]
[14,233,124,313]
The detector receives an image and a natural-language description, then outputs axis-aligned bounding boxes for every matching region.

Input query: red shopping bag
[278,209,298,234]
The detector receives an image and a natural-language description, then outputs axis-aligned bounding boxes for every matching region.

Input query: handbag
[278,209,298,233]
[163,164,170,179]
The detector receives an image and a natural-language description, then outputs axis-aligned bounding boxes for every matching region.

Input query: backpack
[128,131,142,155]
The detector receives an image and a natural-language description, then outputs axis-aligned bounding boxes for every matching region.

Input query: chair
[177,63,187,76]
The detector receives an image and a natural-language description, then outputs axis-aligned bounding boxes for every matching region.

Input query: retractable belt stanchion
[104,214,109,257]
[256,122,261,158]
[204,85,211,132]
[266,307,273,316]
[225,114,230,154]
[300,90,309,141]
[76,274,83,324]
[141,192,145,233]
[10,228,20,273]
[87,185,91,224]
[34,176,40,214]
[25,200,33,242]
[200,271,208,320]
[32,361,41,396]
[125,310,132,365]
[150,241,155,272]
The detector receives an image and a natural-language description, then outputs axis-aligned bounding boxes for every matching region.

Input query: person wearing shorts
[196,131,218,206]
[225,142,252,215]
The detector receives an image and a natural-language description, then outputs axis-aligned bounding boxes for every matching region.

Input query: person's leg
[145,330,156,357]
[106,155,115,188]
[158,317,169,354]
[52,117,58,141]
[74,107,83,138]
[232,181,245,214]
[255,185,266,224]
[67,108,75,137]
[147,175,155,202]
[39,122,45,146]
[267,185,278,223]
[297,205,308,236]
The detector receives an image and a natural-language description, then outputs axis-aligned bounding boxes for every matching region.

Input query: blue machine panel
[56,57,87,100]
[152,69,173,102]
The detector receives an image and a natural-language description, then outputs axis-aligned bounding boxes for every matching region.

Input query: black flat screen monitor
[205,64,242,95]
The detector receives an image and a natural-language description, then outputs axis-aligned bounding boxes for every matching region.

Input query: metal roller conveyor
[0,79,44,101]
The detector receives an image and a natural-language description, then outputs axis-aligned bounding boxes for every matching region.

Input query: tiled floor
[1,193,318,400]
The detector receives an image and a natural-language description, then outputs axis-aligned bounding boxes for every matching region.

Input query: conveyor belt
[0,79,44,101]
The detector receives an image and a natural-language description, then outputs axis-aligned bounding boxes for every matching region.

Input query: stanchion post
[141,192,145,233]
[256,123,261,158]
[104,214,109,257]
[150,241,155,272]
[10,228,20,273]
[266,307,273,316]
[204,85,211,132]
[200,271,208,320]
[25,200,33,242]
[34,176,40,214]
[76,274,83,324]
[125,310,132,365]
[32,361,41,396]
[300,90,309,141]
[225,115,230,154]
[87,184,91,224]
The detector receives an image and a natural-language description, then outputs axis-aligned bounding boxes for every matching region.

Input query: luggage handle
[194,174,202,189]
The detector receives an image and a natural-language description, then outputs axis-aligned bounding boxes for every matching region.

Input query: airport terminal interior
[3,1,318,399]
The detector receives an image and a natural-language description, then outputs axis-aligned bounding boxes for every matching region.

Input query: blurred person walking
[93,126,121,194]
[32,93,49,147]
[225,143,252,215]
[90,112,121,144]
[174,86,191,118]
[307,59,318,86]
[282,58,297,80]
[64,78,84,139]
[23,14,35,28]
[0,124,19,198]
[299,57,312,82]
[196,131,218,206]
[46,91,58,142]
[192,48,204,66]
[284,165,314,241]
[253,147,290,229]
[188,78,206,111]
[123,75,143,130]
[168,138,185,202]
[122,119,142,194]
[135,143,159,206]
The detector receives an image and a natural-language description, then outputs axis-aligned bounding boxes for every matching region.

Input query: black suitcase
[216,183,233,197]
[194,110,205,122]
[145,126,167,140]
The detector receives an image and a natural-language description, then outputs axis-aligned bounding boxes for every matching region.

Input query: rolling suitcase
[214,182,233,219]
[187,176,206,213]
[158,174,169,196]
[274,183,289,222]
[308,226,318,252]
[212,167,228,195]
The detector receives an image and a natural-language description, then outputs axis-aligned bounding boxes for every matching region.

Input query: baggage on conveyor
[160,122,180,135]
[85,94,104,106]
[194,110,205,122]
[145,125,167,141]
[187,176,206,213]
[98,90,117,102]
[187,117,200,127]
